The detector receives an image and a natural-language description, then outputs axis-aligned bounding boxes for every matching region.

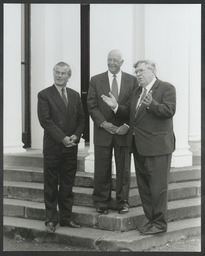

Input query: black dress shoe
[140,225,166,235]
[46,222,56,233]
[118,206,129,214]
[136,221,152,232]
[60,221,81,228]
[96,207,108,214]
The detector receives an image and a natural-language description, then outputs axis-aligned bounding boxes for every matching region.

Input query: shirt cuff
[123,123,130,128]
[112,104,119,113]
[100,121,107,127]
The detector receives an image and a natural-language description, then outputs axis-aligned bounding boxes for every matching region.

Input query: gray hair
[53,62,72,76]
[133,60,156,76]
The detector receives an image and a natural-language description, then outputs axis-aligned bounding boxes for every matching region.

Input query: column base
[171,148,193,167]
[85,154,94,173]
[4,146,26,154]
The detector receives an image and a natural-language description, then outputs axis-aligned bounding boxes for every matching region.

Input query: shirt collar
[108,70,122,79]
[54,84,67,95]
[144,77,156,91]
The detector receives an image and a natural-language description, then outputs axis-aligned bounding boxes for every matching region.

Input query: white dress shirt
[54,84,68,101]
[108,70,122,93]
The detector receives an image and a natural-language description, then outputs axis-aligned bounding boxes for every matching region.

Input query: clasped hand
[62,135,77,147]
[102,122,129,135]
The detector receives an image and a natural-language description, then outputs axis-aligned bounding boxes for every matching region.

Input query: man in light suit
[38,62,85,233]
[102,60,176,234]
[87,49,138,214]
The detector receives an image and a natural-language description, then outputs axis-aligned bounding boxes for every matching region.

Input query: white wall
[3,4,200,162]
[30,4,80,149]
[142,4,201,166]
[4,4,25,152]
[90,4,134,76]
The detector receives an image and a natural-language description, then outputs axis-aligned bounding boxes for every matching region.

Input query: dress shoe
[118,206,129,214]
[136,221,152,232]
[140,225,166,235]
[60,220,81,228]
[46,222,56,233]
[96,207,108,214]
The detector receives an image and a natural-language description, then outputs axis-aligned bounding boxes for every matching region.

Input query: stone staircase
[3,144,201,251]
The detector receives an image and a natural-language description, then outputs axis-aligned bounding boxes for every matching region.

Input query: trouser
[93,141,129,209]
[43,146,77,225]
[132,136,171,229]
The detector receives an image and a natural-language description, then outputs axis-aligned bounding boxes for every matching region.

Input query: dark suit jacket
[117,78,176,156]
[87,71,138,147]
[38,85,85,154]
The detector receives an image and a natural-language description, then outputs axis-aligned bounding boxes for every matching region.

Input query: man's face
[135,63,154,87]
[53,65,70,87]
[107,52,124,74]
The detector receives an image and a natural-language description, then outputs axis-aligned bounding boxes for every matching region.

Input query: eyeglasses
[135,68,147,75]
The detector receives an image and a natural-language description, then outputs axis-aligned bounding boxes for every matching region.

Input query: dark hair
[53,62,72,76]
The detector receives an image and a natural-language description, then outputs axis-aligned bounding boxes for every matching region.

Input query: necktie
[61,88,68,107]
[135,88,147,117]
[111,74,118,102]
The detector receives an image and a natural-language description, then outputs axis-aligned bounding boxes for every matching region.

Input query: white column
[85,4,134,173]
[4,4,25,153]
[188,6,201,142]
[144,4,196,167]
[30,4,81,149]
[85,119,95,173]
[30,4,46,150]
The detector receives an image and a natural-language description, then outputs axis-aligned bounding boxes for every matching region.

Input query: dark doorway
[21,4,31,148]
[81,4,90,143]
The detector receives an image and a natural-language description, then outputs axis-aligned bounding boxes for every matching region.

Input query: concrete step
[4,144,200,173]
[3,180,201,208]
[3,148,89,169]
[3,165,201,189]
[3,216,201,251]
[3,197,201,232]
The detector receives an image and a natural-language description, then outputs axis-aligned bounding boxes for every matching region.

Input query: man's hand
[116,124,129,135]
[62,136,76,147]
[70,135,78,144]
[101,121,118,134]
[101,92,118,109]
[141,90,153,106]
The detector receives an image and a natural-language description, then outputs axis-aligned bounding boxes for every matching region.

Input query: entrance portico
[3,4,201,170]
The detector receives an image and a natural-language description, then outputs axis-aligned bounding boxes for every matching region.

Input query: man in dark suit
[102,60,176,234]
[38,62,85,233]
[87,49,138,214]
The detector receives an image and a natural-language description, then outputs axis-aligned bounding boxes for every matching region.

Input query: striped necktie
[135,88,147,117]
[61,88,68,107]
[111,74,118,102]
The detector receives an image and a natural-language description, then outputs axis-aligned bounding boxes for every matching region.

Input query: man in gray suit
[102,60,176,234]
[87,50,138,214]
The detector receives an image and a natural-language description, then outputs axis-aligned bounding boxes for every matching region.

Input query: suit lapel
[131,86,142,122]
[100,72,110,96]
[118,72,128,103]
[66,88,75,117]
[50,85,68,115]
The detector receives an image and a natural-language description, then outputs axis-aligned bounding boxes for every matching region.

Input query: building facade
[4,3,201,171]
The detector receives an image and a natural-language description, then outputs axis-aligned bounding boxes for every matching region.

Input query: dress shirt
[108,70,122,93]
[137,77,156,109]
[54,84,68,101]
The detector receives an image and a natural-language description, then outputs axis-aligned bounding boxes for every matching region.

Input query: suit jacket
[87,71,138,146]
[38,85,85,154]
[117,78,176,156]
